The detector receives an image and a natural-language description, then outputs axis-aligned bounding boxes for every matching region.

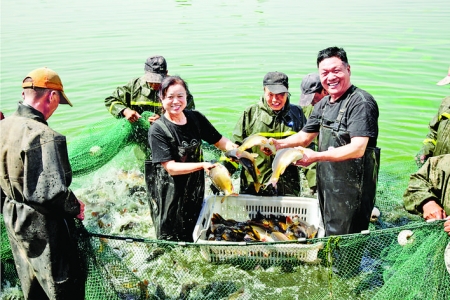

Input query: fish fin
[286,215,293,226]
[254,182,261,193]
[220,196,226,203]
[250,153,258,158]
[264,180,276,190]
[255,166,261,175]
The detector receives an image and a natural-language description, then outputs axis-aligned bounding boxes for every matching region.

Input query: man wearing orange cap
[415,66,450,167]
[0,67,86,299]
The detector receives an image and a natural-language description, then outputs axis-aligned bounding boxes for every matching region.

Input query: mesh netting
[1,115,449,300]
[68,112,153,177]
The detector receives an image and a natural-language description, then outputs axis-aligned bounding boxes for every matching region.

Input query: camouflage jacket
[105,75,195,117]
[420,96,450,157]
[231,96,307,196]
[403,154,450,216]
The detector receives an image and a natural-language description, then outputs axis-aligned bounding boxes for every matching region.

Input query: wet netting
[1,116,449,300]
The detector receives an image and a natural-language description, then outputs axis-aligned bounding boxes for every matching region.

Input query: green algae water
[1,1,450,299]
[1,0,449,163]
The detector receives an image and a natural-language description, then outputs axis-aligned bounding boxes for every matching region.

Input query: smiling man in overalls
[271,46,380,237]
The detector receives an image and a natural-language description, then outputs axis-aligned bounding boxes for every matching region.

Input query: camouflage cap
[144,55,167,83]
[300,73,322,106]
[263,72,289,94]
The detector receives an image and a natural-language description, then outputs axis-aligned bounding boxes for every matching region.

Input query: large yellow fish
[266,148,303,190]
[238,134,277,155]
[250,225,274,242]
[209,163,235,203]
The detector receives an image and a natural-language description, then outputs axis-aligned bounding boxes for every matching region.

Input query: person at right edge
[270,46,380,237]
[415,66,450,168]
[403,154,450,236]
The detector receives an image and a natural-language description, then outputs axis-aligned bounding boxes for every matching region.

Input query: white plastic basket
[193,195,325,263]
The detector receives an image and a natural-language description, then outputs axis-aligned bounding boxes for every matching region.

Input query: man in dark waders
[270,46,380,276]
[271,46,379,236]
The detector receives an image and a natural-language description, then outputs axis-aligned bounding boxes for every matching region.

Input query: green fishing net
[1,114,449,299]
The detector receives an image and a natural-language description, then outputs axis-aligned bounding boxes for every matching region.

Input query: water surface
[1,0,449,163]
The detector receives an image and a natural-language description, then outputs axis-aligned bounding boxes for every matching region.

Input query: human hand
[293,147,314,167]
[268,138,282,150]
[422,200,447,220]
[414,153,429,168]
[123,108,142,123]
[444,217,450,236]
[225,143,239,152]
[203,162,216,175]
[76,200,85,221]
[148,114,160,124]
[260,146,273,156]
[414,145,432,168]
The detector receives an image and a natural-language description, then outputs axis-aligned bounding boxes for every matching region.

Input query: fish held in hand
[238,134,277,155]
[266,148,303,190]
[209,163,235,203]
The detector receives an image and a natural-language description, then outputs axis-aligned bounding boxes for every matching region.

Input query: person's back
[0,68,85,300]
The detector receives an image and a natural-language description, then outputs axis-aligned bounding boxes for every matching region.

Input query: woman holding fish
[146,76,237,242]
[226,71,308,196]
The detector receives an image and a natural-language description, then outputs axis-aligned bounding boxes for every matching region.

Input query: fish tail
[221,195,227,203]
[254,182,261,193]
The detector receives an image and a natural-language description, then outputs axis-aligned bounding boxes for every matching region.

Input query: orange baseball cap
[22,67,73,106]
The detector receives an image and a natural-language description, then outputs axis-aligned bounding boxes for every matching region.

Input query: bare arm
[270,131,318,150]
[214,136,238,151]
[162,160,214,176]
[295,136,369,167]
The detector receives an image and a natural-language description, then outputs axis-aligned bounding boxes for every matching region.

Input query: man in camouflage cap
[104,55,196,158]
[227,71,308,196]
[105,55,195,123]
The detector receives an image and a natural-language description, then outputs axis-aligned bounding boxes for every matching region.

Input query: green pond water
[1,1,450,298]
[1,0,449,164]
